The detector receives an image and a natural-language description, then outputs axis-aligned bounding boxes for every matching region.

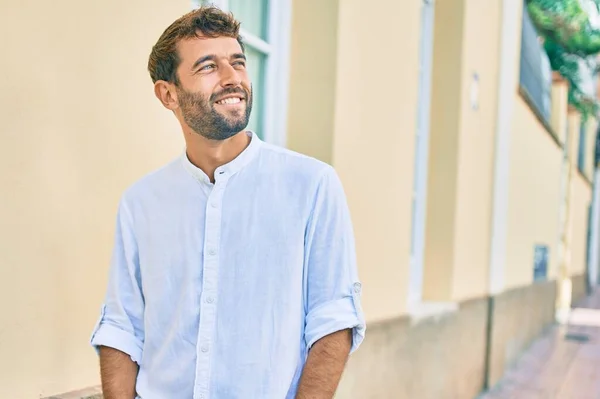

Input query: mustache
[210,87,248,103]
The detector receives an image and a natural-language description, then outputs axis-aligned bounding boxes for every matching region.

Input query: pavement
[480,288,600,399]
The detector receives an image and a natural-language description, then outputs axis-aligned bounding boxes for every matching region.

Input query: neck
[184,130,251,183]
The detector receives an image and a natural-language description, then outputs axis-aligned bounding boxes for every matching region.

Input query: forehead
[177,35,243,67]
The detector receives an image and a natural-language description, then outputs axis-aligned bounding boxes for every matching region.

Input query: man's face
[174,35,252,141]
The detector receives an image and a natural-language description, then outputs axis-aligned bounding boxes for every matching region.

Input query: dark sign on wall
[534,244,549,281]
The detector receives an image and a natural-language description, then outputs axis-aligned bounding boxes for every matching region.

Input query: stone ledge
[43,386,102,399]
[408,300,459,326]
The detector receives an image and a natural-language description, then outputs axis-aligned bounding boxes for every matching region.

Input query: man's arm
[299,167,365,397]
[295,329,352,399]
[90,198,145,398]
[99,346,139,399]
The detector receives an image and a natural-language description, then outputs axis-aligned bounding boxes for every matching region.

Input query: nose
[219,63,242,87]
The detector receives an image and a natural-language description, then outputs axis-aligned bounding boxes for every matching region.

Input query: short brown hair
[148,6,244,84]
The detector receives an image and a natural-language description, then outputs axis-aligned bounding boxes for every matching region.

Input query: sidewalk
[480,288,600,399]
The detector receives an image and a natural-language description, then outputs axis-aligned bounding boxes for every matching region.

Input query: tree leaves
[527,0,600,120]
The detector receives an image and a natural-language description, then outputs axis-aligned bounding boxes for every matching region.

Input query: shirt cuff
[90,321,143,364]
[305,292,366,354]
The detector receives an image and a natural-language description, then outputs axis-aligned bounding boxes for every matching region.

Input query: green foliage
[527,0,600,56]
[526,0,600,120]
[544,37,599,120]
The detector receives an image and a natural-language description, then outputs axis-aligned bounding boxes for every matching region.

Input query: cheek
[199,83,217,101]
[185,76,218,98]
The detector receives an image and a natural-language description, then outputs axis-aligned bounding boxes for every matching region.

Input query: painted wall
[504,95,563,289]
[331,0,422,321]
[568,110,592,276]
[422,0,466,302]
[551,81,569,144]
[423,0,500,302]
[286,0,339,164]
[0,0,188,397]
[451,0,501,302]
[571,173,592,275]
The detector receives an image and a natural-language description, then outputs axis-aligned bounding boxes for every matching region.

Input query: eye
[232,61,246,69]
[200,64,216,72]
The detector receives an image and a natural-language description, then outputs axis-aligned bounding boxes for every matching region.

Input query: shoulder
[118,155,186,210]
[254,143,348,217]
[256,142,338,184]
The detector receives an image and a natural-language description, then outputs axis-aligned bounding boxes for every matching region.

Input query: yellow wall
[569,111,582,165]
[330,0,422,321]
[423,0,500,302]
[0,0,188,397]
[551,80,569,144]
[505,95,563,289]
[286,0,338,164]
[503,2,567,290]
[569,112,592,276]
[451,0,501,302]
[571,173,592,275]
[422,0,466,301]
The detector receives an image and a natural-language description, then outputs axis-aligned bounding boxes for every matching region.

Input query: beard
[177,85,253,141]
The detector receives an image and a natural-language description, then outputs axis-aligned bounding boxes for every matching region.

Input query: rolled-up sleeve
[90,198,145,364]
[303,166,366,354]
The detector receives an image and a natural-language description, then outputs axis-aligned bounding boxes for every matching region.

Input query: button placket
[194,178,227,399]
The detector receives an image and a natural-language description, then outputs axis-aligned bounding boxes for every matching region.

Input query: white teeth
[218,97,241,105]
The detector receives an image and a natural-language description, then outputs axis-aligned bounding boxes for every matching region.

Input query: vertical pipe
[556,124,575,324]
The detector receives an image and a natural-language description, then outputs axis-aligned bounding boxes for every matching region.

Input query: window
[578,121,586,172]
[519,3,552,124]
[193,0,292,146]
[596,124,600,166]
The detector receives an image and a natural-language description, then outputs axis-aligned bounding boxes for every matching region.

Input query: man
[90,6,365,399]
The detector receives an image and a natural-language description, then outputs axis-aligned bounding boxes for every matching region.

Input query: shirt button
[208,248,216,256]
[198,394,205,399]
[211,201,218,208]
[206,296,214,304]
[353,282,362,293]
[201,345,210,353]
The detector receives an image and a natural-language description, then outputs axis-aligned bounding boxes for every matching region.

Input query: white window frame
[192,0,292,147]
[408,0,435,310]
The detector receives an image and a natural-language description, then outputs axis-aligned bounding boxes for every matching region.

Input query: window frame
[518,3,552,126]
[192,0,292,147]
[578,121,587,173]
[407,0,435,309]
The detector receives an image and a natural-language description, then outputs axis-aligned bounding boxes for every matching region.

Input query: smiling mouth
[215,97,244,105]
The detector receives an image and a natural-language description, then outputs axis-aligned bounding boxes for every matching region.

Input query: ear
[154,80,179,110]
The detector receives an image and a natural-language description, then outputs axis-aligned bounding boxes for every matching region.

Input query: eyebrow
[192,53,247,70]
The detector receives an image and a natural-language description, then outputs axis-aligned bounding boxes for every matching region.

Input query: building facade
[0,0,597,398]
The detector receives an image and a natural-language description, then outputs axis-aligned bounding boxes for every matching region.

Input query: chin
[219,108,246,119]
[230,124,250,134]
[224,117,250,130]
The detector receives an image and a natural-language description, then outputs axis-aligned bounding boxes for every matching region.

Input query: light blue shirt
[90,132,365,399]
